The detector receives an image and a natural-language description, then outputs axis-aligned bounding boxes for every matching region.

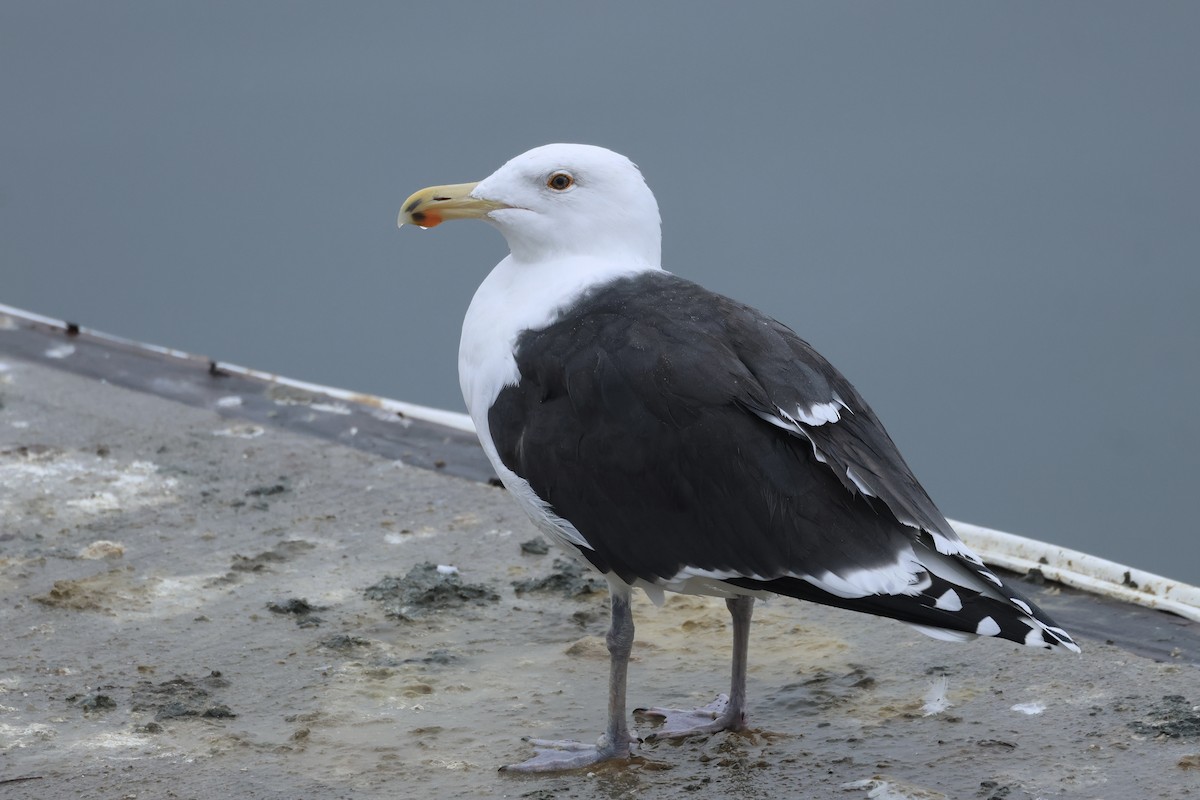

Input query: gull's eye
[546,171,574,191]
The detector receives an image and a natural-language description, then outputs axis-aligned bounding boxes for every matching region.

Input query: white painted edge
[219,364,476,432]
[950,519,1200,623]
[0,302,72,330]
[0,303,476,433]
[3,303,1198,620]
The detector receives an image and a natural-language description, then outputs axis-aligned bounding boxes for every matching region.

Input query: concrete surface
[1,355,1198,799]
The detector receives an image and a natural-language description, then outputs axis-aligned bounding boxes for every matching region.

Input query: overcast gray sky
[3,2,1198,583]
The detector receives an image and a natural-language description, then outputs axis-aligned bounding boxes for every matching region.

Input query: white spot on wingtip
[975,616,1001,636]
[754,410,831,464]
[1010,597,1033,615]
[794,401,841,426]
[934,588,963,611]
[979,570,1004,587]
[1023,626,1048,647]
[790,549,929,600]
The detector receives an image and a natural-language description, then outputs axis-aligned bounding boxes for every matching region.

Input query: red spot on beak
[411,210,443,228]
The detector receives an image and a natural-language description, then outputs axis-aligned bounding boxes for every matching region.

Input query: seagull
[399,143,1079,772]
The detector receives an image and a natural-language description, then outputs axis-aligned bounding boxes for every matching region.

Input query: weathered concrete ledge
[2,322,1198,798]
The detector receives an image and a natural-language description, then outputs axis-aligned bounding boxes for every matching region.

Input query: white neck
[496,215,662,268]
[458,254,660,425]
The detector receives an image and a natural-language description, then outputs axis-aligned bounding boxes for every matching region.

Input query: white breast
[458,253,659,552]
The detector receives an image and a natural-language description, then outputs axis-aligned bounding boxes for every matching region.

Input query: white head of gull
[400,144,1080,772]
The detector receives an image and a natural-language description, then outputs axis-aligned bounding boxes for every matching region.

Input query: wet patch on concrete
[512,555,606,598]
[268,597,328,627]
[0,445,179,554]
[519,536,551,555]
[318,633,374,651]
[70,692,118,713]
[76,539,125,560]
[364,562,500,620]
[210,539,318,585]
[395,648,461,668]
[131,672,237,721]
[246,481,290,497]
[32,567,160,614]
[1129,694,1200,739]
[767,665,877,714]
[239,480,291,511]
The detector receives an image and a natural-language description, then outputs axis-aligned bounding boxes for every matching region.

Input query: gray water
[2,3,1198,584]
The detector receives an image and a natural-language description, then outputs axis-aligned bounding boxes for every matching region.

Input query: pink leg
[635,595,753,740]
[502,588,639,771]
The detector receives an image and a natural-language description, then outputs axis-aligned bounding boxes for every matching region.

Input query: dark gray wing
[487,271,1077,651]
[490,271,955,577]
[720,291,960,543]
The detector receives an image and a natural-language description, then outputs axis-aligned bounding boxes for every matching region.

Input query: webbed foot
[634,693,746,740]
[500,732,637,773]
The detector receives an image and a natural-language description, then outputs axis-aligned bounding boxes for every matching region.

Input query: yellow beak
[397,181,510,229]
